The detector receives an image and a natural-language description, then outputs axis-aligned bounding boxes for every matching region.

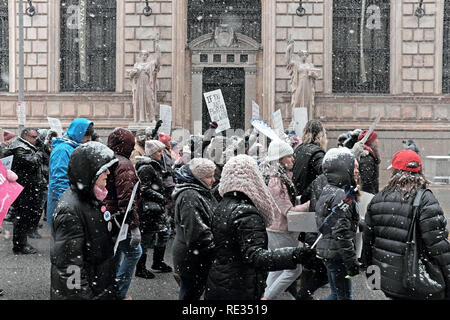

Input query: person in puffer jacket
[361,149,450,300]
[204,155,316,300]
[315,147,360,300]
[50,141,119,300]
[172,158,217,300]
[134,139,172,279]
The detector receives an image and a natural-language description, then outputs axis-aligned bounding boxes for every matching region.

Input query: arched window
[60,0,116,92]
[0,0,8,92]
[443,0,450,93]
[188,0,261,43]
[333,0,390,93]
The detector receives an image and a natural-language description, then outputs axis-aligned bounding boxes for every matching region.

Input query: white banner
[47,117,63,137]
[272,109,284,137]
[251,100,260,120]
[16,102,26,126]
[203,89,231,133]
[293,108,308,138]
[159,105,172,135]
[0,155,13,170]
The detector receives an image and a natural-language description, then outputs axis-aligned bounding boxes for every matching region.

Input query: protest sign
[272,109,284,138]
[252,101,260,120]
[203,89,231,133]
[293,108,308,137]
[47,117,63,137]
[0,162,24,227]
[159,105,172,135]
[0,155,13,170]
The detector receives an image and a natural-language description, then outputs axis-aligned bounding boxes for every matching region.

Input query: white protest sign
[114,181,140,255]
[47,117,63,137]
[252,101,260,120]
[356,191,374,258]
[0,155,13,170]
[16,102,26,126]
[272,109,284,137]
[203,89,231,133]
[159,105,172,135]
[293,108,308,137]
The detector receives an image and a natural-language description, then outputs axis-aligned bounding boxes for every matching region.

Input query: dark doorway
[202,68,245,133]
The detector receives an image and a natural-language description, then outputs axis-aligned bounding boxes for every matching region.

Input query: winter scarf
[261,161,297,206]
[219,154,281,225]
[363,145,381,164]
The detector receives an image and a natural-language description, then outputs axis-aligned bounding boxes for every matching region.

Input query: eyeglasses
[28,135,38,139]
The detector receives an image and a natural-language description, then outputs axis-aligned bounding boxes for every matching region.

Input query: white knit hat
[189,158,216,181]
[266,139,294,162]
[145,139,165,156]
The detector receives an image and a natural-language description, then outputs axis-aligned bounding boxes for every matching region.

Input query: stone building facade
[1,0,450,183]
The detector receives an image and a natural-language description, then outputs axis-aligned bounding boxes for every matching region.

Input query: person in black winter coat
[204,155,316,300]
[8,128,46,254]
[134,139,172,279]
[315,148,360,300]
[172,158,217,300]
[361,149,450,300]
[50,141,119,300]
[357,129,380,195]
[292,119,327,203]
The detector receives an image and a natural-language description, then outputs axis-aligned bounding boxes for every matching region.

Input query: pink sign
[0,162,24,227]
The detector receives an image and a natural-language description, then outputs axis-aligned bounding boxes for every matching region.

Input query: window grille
[60,0,116,92]
[332,0,390,93]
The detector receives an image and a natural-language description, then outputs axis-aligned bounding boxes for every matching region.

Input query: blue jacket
[46,118,93,225]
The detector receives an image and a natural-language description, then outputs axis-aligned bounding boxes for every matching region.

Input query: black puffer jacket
[8,137,45,190]
[315,151,359,274]
[205,192,301,300]
[359,151,379,195]
[172,164,217,276]
[362,189,450,299]
[50,141,119,300]
[292,143,325,202]
[135,156,169,233]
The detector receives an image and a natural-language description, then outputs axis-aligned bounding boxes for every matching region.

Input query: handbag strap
[406,189,427,243]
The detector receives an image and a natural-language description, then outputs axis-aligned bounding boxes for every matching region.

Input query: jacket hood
[65,118,93,143]
[135,155,162,172]
[322,148,356,187]
[107,128,135,158]
[9,137,37,151]
[68,141,118,200]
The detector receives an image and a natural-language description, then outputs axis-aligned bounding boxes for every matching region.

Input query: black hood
[322,149,356,188]
[68,141,118,200]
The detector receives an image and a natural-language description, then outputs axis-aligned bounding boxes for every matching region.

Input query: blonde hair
[302,120,328,150]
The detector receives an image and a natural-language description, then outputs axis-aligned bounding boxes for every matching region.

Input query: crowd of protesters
[1,116,450,301]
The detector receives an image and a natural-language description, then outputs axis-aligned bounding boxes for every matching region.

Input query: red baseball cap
[389,149,422,172]
[358,129,378,146]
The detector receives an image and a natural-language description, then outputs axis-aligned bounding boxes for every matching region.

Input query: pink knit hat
[218,154,281,225]
[145,140,165,156]
[189,158,216,181]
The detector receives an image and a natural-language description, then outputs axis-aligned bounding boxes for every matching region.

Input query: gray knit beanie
[145,139,165,156]
[189,158,216,181]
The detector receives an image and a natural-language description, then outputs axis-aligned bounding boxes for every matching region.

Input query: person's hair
[302,120,327,150]
[84,123,94,137]
[384,169,430,198]
[20,127,38,138]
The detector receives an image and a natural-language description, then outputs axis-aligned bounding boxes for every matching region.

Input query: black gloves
[292,247,316,264]
[156,120,163,128]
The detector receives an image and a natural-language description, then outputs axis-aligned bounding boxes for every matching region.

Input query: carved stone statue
[213,24,237,47]
[286,37,319,114]
[128,38,161,124]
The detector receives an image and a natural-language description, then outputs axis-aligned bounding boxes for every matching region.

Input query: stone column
[191,67,203,134]
[8,0,16,93]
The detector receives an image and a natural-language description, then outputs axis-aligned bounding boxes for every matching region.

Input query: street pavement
[0,220,387,301]
[1,184,449,301]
